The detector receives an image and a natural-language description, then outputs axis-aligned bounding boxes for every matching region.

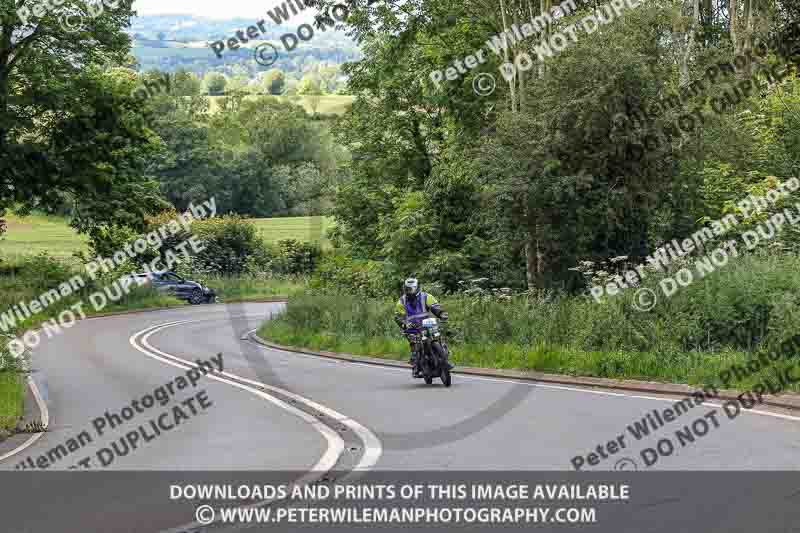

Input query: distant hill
[129,14,362,80]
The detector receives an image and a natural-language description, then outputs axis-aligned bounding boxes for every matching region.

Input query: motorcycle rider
[394,277,451,378]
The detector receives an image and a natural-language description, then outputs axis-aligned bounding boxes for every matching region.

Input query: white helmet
[403,277,419,297]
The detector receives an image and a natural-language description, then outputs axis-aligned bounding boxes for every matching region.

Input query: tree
[260,69,287,95]
[297,76,324,115]
[203,72,227,95]
[149,87,341,217]
[172,69,202,96]
[0,0,167,233]
[317,65,340,93]
[226,74,251,94]
[305,0,790,292]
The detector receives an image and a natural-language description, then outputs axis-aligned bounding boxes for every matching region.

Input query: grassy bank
[0,373,23,431]
[259,254,800,394]
[0,258,307,335]
[206,275,306,301]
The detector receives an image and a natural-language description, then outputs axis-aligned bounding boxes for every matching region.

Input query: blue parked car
[124,271,217,304]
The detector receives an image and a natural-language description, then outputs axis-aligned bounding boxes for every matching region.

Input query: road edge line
[0,375,49,464]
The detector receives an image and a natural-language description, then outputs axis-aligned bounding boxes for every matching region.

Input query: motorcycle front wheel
[440,366,451,387]
[421,344,434,384]
[432,342,451,387]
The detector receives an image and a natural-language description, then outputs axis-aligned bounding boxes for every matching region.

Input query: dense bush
[269,239,321,275]
[418,251,472,293]
[312,253,397,297]
[190,215,270,275]
[2,252,76,290]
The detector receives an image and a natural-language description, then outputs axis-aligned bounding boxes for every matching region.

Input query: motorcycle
[405,316,452,387]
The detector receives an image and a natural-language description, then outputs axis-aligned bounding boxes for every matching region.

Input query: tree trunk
[741,0,756,76]
[514,8,525,110]
[537,0,552,77]
[499,0,517,112]
[0,69,8,156]
[525,239,537,289]
[730,0,739,55]
[702,0,712,29]
[679,0,700,85]
[523,197,538,290]
[0,25,10,157]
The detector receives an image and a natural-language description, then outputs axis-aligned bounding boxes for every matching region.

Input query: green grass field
[2,213,88,262]
[251,216,331,246]
[0,214,331,259]
[206,95,355,116]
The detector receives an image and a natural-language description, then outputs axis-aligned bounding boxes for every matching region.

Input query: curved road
[1,303,799,530]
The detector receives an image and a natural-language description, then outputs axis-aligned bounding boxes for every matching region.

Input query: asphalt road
[1,303,799,531]
[3,302,800,472]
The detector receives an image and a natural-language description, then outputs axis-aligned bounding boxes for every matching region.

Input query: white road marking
[130,320,383,471]
[0,375,49,463]
[131,321,337,474]
[130,319,382,533]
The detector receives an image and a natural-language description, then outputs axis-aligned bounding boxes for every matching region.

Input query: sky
[133,0,306,19]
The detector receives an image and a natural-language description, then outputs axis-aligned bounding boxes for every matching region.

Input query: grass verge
[0,372,23,431]
[258,257,800,396]
[208,275,306,301]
